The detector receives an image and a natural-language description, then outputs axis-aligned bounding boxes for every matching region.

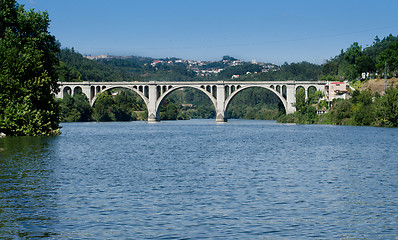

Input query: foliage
[91,90,143,122]
[0,0,60,136]
[160,99,179,120]
[244,61,322,81]
[226,88,283,120]
[330,100,353,125]
[344,42,362,65]
[58,93,92,122]
[284,86,398,127]
[277,87,323,124]
[57,48,133,82]
[374,86,398,127]
[294,88,306,112]
[323,34,398,80]
[377,41,398,76]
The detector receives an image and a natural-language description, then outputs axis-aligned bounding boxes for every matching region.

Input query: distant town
[84,54,279,79]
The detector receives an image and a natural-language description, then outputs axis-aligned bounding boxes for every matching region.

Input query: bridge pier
[216,82,227,122]
[147,82,160,122]
[286,83,297,114]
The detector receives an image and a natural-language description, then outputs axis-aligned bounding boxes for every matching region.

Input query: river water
[1,120,397,239]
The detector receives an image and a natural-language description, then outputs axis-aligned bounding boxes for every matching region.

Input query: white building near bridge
[325,81,351,102]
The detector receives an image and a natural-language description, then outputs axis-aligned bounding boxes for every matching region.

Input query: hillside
[360,77,398,94]
[57,34,398,84]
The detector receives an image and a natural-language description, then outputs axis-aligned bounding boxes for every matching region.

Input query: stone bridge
[56,81,326,122]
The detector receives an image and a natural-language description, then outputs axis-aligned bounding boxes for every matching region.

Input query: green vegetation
[227,88,283,120]
[58,93,92,122]
[278,86,398,127]
[240,62,322,81]
[322,34,398,81]
[0,0,60,136]
[57,48,132,82]
[59,89,147,122]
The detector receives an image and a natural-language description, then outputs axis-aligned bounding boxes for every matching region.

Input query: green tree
[352,90,375,126]
[345,42,362,65]
[377,42,398,75]
[160,99,179,120]
[92,92,116,121]
[0,0,60,136]
[306,105,318,124]
[113,90,137,121]
[295,88,306,112]
[374,86,398,127]
[330,100,352,125]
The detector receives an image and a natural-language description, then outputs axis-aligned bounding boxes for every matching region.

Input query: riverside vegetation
[1,0,398,136]
[0,0,60,136]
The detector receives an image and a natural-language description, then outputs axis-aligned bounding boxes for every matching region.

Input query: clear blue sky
[19,0,398,65]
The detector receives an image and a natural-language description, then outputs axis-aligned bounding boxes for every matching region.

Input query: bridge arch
[224,85,288,114]
[73,86,82,95]
[63,86,72,96]
[154,85,217,120]
[90,86,149,108]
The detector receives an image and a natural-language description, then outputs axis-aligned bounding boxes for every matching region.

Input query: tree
[345,42,362,65]
[0,0,60,136]
[92,92,116,121]
[295,88,306,112]
[58,93,92,122]
[374,86,398,127]
[377,42,398,75]
[330,100,352,125]
[352,90,375,126]
[113,90,138,121]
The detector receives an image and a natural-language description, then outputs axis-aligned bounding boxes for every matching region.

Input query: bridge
[56,81,326,122]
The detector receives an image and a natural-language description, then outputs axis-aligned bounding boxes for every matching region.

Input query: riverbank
[277,83,398,127]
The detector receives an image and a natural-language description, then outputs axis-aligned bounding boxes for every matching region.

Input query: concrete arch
[224,85,287,114]
[90,86,149,107]
[154,85,217,119]
[73,86,82,95]
[63,86,72,96]
[307,85,317,98]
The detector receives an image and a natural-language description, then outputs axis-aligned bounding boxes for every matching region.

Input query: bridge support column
[81,83,92,105]
[147,82,159,122]
[286,83,296,114]
[216,82,227,122]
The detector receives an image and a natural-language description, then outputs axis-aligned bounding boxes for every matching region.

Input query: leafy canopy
[0,0,60,136]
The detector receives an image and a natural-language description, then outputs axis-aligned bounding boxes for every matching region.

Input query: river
[1,120,397,239]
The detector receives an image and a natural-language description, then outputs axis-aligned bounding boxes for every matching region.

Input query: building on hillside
[325,81,350,102]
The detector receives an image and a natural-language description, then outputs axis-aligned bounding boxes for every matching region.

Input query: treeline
[240,61,322,81]
[56,48,322,82]
[57,48,133,82]
[57,48,203,82]
[278,86,398,127]
[321,34,398,80]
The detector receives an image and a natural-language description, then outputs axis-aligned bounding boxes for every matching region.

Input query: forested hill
[57,34,398,83]
[321,34,398,81]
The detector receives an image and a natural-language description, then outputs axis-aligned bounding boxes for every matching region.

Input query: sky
[19,0,398,65]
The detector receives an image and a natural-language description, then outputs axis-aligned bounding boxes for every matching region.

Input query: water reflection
[0,136,58,238]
